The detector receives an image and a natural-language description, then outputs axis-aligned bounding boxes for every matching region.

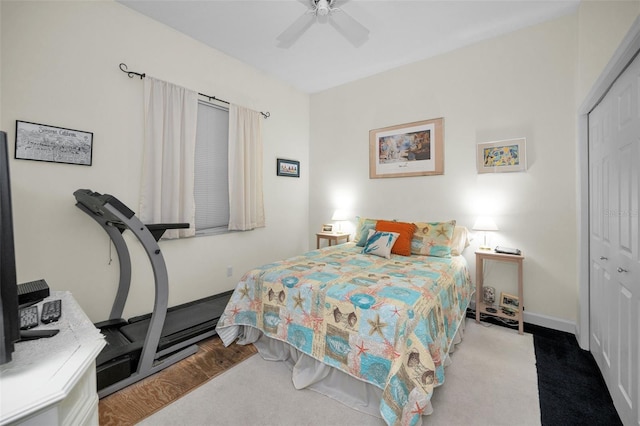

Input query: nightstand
[475,250,525,334]
[316,232,350,249]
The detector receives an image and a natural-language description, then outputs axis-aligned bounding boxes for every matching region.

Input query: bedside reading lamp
[331,209,349,233]
[473,217,498,250]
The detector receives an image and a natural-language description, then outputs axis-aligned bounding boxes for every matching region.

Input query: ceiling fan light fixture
[316,0,330,16]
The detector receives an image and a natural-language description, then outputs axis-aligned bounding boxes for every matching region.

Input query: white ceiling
[118,0,580,93]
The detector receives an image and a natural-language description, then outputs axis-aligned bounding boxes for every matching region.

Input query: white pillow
[362,230,400,259]
[451,226,470,256]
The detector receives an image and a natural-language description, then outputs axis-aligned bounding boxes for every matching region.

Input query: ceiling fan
[277,0,369,48]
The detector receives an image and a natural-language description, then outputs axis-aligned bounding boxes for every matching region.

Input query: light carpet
[138,320,540,425]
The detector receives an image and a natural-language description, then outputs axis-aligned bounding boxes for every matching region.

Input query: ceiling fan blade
[329,8,369,48]
[277,12,316,48]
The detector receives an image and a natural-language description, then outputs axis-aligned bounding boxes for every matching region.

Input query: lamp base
[478,245,492,251]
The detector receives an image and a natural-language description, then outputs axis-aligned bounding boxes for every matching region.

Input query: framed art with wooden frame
[477,138,526,173]
[277,158,300,177]
[499,292,520,312]
[369,117,444,179]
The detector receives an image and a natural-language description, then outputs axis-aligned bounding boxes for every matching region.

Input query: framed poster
[15,120,93,166]
[369,118,444,178]
[477,138,526,173]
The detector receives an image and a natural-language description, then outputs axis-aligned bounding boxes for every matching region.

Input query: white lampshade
[472,217,498,250]
[331,209,349,221]
[472,217,499,232]
[331,209,349,233]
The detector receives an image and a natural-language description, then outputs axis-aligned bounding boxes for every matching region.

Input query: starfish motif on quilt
[411,402,427,416]
[368,313,387,337]
[293,291,305,310]
[238,283,250,299]
[355,341,369,356]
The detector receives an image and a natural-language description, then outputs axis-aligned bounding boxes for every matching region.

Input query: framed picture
[477,138,526,173]
[322,224,333,233]
[369,117,444,179]
[277,158,300,177]
[499,292,520,311]
[15,120,93,166]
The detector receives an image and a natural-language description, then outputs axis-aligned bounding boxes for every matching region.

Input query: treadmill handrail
[74,189,171,377]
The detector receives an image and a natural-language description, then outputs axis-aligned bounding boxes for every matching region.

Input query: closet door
[589,51,639,426]
[589,90,614,380]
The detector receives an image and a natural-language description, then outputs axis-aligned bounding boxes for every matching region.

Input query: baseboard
[523,311,576,335]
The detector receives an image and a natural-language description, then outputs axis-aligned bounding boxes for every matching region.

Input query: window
[194,101,229,235]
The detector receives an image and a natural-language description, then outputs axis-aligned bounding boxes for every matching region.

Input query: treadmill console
[74,189,135,220]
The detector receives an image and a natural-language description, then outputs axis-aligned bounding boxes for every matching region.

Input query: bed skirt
[218,318,467,423]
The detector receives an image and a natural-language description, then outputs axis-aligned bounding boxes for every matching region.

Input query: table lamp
[331,209,349,233]
[472,216,498,250]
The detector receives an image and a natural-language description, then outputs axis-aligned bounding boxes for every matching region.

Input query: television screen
[0,130,20,365]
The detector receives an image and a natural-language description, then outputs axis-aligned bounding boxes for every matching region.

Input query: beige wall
[310,15,580,324]
[577,0,640,103]
[1,1,310,322]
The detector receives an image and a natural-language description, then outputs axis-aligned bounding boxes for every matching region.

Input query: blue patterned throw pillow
[362,230,400,259]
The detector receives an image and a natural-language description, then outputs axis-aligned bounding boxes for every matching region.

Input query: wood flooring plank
[99,336,257,426]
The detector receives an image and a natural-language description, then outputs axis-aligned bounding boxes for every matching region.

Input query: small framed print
[499,292,520,312]
[15,120,93,166]
[322,224,333,233]
[477,138,526,174]
[277,158,300,177]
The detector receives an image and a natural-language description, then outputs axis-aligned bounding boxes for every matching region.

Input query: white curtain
[140,76,198,239]
[228,104,265,231]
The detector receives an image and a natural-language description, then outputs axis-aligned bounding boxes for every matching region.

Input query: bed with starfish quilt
[216,222,473,425]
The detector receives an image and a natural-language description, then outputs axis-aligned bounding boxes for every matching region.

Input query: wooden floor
[98,336,257,426]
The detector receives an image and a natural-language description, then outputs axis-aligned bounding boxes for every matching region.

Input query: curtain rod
[119,63,270,119]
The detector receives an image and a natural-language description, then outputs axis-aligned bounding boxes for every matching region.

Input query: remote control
[41,299,62,324]
[20,305,39,330]
[20,329,60,341]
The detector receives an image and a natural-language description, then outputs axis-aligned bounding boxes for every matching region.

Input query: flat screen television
[0,130,20,365]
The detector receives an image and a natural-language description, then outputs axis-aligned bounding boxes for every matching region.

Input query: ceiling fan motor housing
[314,0,332,16]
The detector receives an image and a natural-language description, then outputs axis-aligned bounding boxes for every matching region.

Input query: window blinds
[194,101,229,231]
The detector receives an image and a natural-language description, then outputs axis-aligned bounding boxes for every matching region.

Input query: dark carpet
[468,311,622,425]
[526,323,622,426]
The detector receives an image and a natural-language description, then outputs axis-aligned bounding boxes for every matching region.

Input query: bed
[216,220,473,426]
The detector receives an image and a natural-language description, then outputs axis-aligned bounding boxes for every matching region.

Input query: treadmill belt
[120,296,228,344]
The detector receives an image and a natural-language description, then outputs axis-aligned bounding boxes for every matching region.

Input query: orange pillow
[375,220,416,256]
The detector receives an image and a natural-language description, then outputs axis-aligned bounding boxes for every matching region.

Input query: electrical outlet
[227,265,233,277]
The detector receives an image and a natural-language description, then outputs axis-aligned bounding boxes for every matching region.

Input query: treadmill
[74,189,231,398]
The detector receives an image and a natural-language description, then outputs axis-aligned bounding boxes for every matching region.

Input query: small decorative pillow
[411,220,457,257]
[375,220,416,256]
[354,217,378,246]
[362,230,400,259]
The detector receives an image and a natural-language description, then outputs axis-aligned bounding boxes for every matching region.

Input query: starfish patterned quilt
[216,243,473,426]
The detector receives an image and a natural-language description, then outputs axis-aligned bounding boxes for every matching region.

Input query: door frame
[577,16,640,350]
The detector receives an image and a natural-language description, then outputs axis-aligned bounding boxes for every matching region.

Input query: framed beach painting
[477,138,526,173]
[369,118,444,179]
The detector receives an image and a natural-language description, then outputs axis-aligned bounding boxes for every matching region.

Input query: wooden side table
[475,250,525,334]
[316,232,350,249]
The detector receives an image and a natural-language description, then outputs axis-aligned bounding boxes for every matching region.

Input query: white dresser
[0,292,105,425]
